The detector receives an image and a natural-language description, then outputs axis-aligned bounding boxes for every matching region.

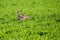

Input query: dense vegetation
[0,0,60,40]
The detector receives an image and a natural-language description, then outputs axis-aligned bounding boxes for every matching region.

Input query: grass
[0,0,60,40]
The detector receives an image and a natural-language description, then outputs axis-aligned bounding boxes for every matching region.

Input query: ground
[0,0,60,40]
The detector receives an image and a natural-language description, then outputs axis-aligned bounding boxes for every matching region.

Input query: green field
[0,0,60,40]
